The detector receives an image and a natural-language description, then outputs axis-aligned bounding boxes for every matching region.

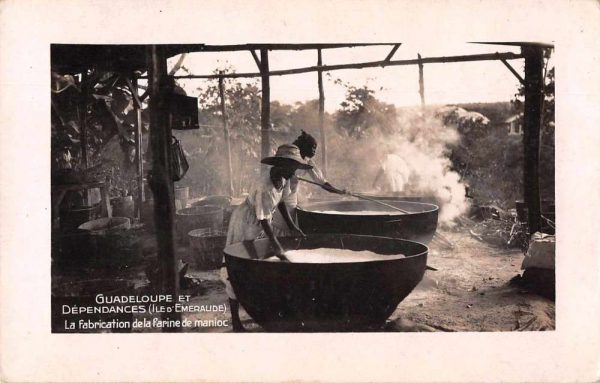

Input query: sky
[167,43,530,112]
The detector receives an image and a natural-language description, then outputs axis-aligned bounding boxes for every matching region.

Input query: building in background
[505,113,524,136]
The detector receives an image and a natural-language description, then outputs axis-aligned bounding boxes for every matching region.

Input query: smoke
[329,107,470,226]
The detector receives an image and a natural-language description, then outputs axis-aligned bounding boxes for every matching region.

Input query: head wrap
[293,130,317,154]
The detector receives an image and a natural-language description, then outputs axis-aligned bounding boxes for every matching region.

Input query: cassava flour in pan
[265,248,406,263]
[309,210,406,215]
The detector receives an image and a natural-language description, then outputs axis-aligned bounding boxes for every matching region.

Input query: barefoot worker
[272,130,346,236]
[221,144,310,331]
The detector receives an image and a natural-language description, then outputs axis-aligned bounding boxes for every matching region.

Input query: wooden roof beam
[250,50,261,69]
[163,51,525,80]
[174,43,401,54]
[383,44,401,62]
[500,58,526,86]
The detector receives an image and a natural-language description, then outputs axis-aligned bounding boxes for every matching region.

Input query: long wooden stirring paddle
[297,177,440,271]
[297,177,410,214]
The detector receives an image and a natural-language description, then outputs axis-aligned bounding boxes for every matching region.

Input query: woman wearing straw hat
[272,130,346,236]
[222,144,311,331]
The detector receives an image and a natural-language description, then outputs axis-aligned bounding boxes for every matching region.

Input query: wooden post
[79,73,89,169]
[522,46,544,235]
[147,45,180,330]
[78,73,89,204]
[418,54,425,106]
[218,76,234,196]
[132,78,144,219]
[260,48,271,173]
[317,49,327,177]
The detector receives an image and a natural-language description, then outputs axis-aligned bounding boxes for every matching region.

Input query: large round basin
[176,206,224,242]
[224,234,428,332]
[297,200,439,244]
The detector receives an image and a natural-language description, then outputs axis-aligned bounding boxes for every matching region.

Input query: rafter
[159,52,524,80]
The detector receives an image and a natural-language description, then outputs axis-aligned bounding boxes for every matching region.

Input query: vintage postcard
[1,1,599,382]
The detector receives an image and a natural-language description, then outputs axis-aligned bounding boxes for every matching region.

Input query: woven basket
[188,228,227,270]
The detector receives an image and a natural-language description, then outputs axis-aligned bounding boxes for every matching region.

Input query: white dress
[221,171,290,299]
[272,158,326,235]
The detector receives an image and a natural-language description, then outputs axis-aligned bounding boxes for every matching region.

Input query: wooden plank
[250,50,261,69]
[168,53,187,75]
[522,46,544,235]
[132,77,144,219]
[99,184,112,218]
[384,44,401,62]
[260,48,271,172]
[136,107,144,203]
[147,45,181,330]
[79,79,89,169]
[218,77,234,196]
[169,52,525,80]
[317,49,327,177]
[52,181,112,220]
[500,58,526,86]
[125,78,144,109]
[471,42,554,49]
[79,73,89,204]
[176,43,401,53]
[418,54,425,106]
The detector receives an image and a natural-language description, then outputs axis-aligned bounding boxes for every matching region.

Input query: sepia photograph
[50,42,556,333]
[2,1,599,382]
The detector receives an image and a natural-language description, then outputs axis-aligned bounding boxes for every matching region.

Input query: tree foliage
[184,74,263,196]
[443,54,554,208]
[51,71,147,197]
[334,81,397,138]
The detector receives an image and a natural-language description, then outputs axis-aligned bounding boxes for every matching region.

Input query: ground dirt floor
[177,225,555,333]
[52,224,555,333]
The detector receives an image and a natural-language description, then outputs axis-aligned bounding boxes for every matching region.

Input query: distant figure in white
[372,153,410,193]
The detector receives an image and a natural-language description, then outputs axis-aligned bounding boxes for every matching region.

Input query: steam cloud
[333,108,470,226]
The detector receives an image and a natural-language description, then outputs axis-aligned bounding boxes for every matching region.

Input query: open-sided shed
[51,42,552,331]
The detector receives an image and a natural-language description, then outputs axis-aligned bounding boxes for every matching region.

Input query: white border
[1,1,599,381]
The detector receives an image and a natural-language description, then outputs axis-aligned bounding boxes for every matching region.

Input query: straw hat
[261,144,313,169]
